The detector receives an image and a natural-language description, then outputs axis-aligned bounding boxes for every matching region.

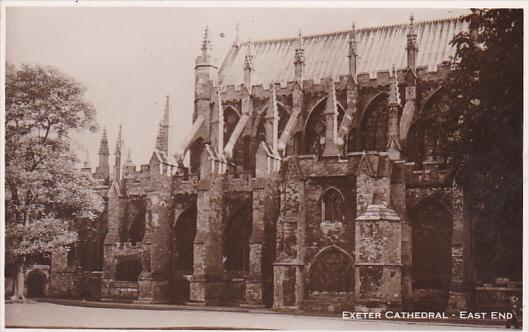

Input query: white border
[0,2,527,332]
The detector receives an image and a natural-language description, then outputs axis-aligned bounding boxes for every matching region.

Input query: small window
[322,189,344,223]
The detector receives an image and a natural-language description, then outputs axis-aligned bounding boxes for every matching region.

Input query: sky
[5,4,470,169]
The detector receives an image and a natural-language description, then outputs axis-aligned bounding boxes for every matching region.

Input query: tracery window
[223,108,240,146]
[305,100,344,156]
[308,248,354,293]
[322,188,344,223]
[360,94,388,151]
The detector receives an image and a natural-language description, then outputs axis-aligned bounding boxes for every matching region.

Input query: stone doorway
[26,270,47,298]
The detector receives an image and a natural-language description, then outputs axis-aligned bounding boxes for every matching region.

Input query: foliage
[443,9,523,280]
[5,64,104,262]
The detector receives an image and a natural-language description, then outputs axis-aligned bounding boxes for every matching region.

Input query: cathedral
[37,15,513,313]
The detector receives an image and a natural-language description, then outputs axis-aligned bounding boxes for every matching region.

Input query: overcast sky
[6,5,470,169]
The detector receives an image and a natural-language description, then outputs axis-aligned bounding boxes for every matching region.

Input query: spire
[294,29,305,65]
[406,14,418,68]
[244,39,253,70]
[155,96,170,154]
[201,26,210,59]
[388,65,401,106]
[348,23,358,80]
[114,125,123,181]
[294,29,305,85]
[386,65,402,159]
[163,95,170,127]
[125,148,133,165]
[233,22,240,47]
[99,127,109,155]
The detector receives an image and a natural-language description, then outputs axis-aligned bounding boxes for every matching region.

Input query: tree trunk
[11,262,26,300]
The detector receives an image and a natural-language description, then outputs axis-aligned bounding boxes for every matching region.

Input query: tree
[443,9,523,281]
[5,64,104,299]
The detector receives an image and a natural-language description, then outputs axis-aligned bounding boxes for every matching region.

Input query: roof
[218,17,466,87]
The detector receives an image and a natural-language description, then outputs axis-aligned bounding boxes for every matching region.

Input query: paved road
[5,302,507,330]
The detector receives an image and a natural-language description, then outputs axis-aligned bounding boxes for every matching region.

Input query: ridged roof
[219,17,466,87]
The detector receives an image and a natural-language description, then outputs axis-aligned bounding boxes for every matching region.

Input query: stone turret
[406,15,418,69]
[155,96,170,155]
[96,128,110,181]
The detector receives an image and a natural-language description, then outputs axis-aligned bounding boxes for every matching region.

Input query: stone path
[4,302,510,330]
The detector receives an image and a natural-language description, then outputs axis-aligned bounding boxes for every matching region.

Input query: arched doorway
[410,198,453,311]
[26,270,47,298]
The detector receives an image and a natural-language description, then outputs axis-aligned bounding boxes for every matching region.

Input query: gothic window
[304,101,326,155]
[278,104,289,139]
[407,93,450,168]
[360,94,388,151]
[115,260,142,282]
[128,202,146,244]
[174,204,197,273]
[321,188,344,223]
[224,198,252,272]
[308,248,354,293]
[242,135,252,171]
[411,199,452,293]
[256,118,266,144]
[304,99,344,156]
[223,107,240,146]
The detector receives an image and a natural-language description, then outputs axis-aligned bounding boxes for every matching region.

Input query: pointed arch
[304,97,345,155]
[306,246,354,294]
[320,187,345,223]
[410,196,453,311]
[406,88,450,167]
[173,202,197,273]
[223,106,240,146]
[358,92,389,152]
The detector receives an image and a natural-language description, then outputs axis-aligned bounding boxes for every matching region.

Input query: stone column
[245,176,280,307]
[190,176,226,304]
[447,187,471,312]
[273,160,305,310]
[137,183,173,304]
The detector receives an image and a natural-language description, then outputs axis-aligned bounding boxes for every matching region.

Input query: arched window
[128,202,146,244]
[174,204,197,273]
[116,260,142,282]
[410,198,452,310]
[360,94,388,151]
[407,92,450,168]
[308,248,354,293]
[321,188,344,223]
[305,99,344,156]
[223,107,240,146]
